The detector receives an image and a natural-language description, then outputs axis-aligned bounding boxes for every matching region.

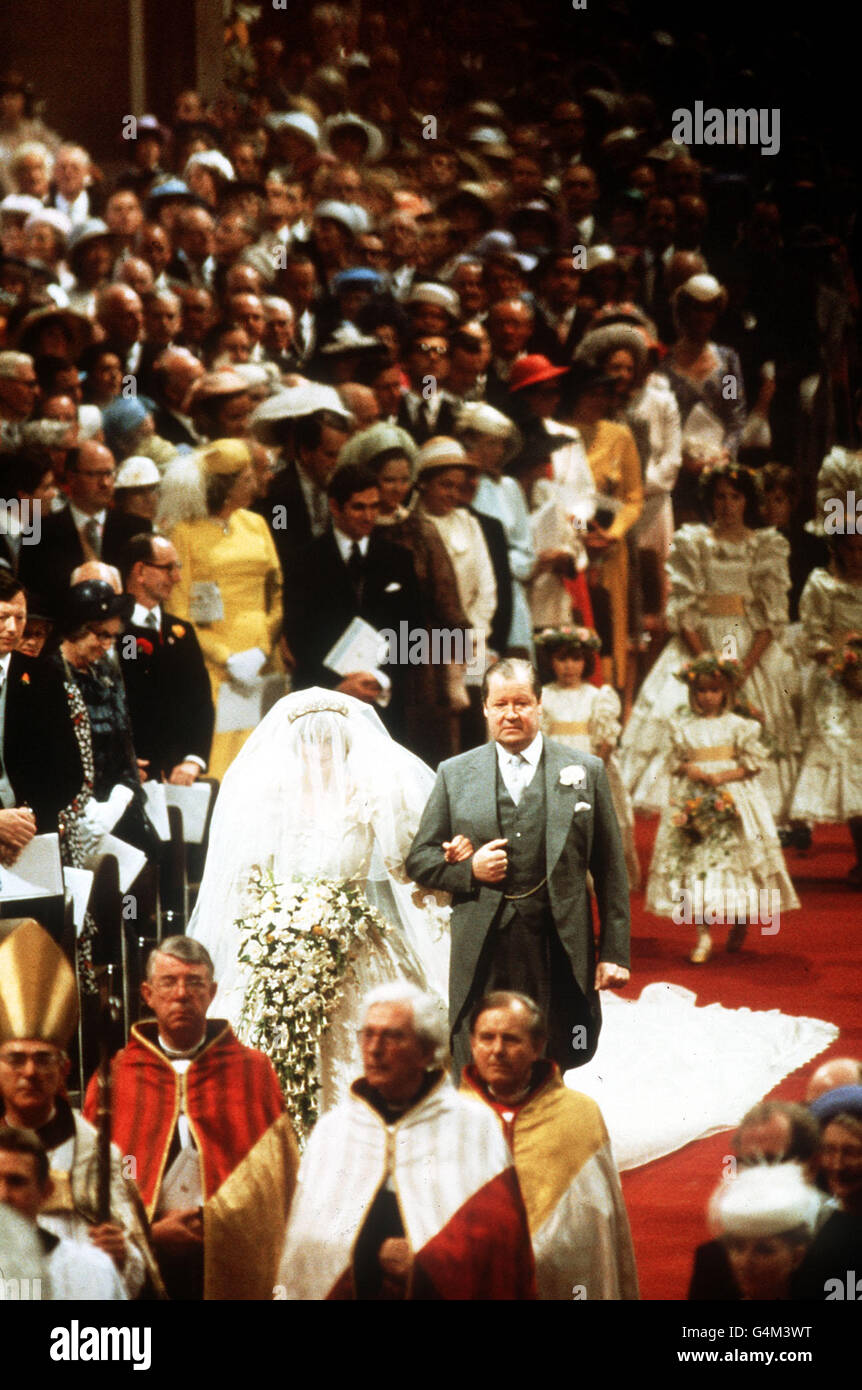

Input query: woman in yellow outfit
[563,365,643,690]
[168,439,283,781]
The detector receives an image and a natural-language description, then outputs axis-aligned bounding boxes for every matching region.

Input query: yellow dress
[171,509,283,781]
[584,419,643,687]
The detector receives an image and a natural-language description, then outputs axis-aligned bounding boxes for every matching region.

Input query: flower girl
[537,625,640,888]
[645,655,799,962]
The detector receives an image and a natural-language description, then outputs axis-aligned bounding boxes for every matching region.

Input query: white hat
[114,455,161,489]
[585,244,621,272]
[0,194,44,219]
[313,199,370,237]
[184,150,235,183]
[676,273,724,303]
[77,404,103,441]
[415,436,469,476]
[322,113,386,163]
[708,1164,823,1239]
[24,207,72,240]
[266,111,320,147]
[249,383,347,443]
[406,282,460,318]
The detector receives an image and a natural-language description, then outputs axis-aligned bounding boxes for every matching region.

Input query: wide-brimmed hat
[249,383,347,444]
[321,113,386,163]
[319,322,386,359]
[66,219,118,274]
[13,305,96,359]
[415,436,470,477]
[338,422,417,472]
[312,199,370,238]
[575,323,649,378]
[406,282,460,319]
[189,369,251,404]
[508,355,569,393]
[455,402,522,465]
[266,111,320,148]
[184,150,235,184]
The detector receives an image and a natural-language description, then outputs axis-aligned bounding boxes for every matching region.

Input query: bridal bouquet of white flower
[236,866,390,1135]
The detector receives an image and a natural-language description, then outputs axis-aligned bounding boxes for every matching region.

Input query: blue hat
[332,267,383,293]
[101,395,156,458]
[809,1085,862,1124]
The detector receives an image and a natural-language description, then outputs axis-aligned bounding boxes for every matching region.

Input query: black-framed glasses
[144,560,181,572]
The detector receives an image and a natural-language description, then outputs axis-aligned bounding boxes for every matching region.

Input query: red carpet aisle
[617,819,862,1301]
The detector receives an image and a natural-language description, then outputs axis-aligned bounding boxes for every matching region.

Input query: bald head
[806,1058,862,1102]
[96,284,143,348]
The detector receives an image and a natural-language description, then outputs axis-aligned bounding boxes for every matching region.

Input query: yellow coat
[171,510,283,780]
[585,420,643,687]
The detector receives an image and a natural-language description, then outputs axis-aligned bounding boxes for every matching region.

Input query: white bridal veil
[188,688,450,1024]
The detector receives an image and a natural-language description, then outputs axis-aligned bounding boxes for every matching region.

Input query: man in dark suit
[283,463,422,740]
[18,442,148,609]
[0,572,82,854]
[119,534,214,785]
[396,333,458,444]
[261,408,350,581]
[148,347,205,449]
[406,658,631,1077]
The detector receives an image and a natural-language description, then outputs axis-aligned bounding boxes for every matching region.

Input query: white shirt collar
[496,730,543,768]
[132,602,161,629]
[333,526,369,563]
[68,502,107,531]
[0,652,11,680]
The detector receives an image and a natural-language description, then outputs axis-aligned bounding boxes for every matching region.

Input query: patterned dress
[620,525,799,821]
[645,711,799,919]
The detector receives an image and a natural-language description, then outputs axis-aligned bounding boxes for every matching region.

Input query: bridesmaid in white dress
[620,462,799,823]
[644,656,799,963]
[790,527,862,880]
[536,625,640,888]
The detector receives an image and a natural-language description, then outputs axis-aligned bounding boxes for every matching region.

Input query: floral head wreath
[698,459,756,494]
[675,654,743,687]
[534,625,602,653]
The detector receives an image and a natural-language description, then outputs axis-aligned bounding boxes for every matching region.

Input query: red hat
[508,355,569,393]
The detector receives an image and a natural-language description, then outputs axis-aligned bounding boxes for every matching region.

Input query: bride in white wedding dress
[188,688,450,1116]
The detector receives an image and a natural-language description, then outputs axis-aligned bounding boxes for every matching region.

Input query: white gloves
[226,647,266,689]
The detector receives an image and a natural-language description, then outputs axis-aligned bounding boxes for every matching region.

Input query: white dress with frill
[619,524,799,820]
[790,567,862,821]
[644,711,800,918]
[541,681,640,888]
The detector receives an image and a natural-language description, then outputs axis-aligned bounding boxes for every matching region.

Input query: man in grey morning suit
[406,658,631,1076]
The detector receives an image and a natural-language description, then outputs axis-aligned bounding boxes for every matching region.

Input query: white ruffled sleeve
[749,528,791,632]
[665,525,707,633]
[798,568,836,657]
[733,715,771,774]
[589,684,623,749]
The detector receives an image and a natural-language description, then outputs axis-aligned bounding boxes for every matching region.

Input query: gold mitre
[0,919,78,1048]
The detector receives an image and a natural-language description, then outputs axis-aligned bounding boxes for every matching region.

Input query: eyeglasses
[144,560,182,572]
[77,469,117,481]
[415,343,448,358]
[356,1027,412,1046]
[0,1049,61,1071]
[150,976,211,996]
[89,627,120,644]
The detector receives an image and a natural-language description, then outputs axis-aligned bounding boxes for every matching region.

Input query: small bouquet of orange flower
[672,789,741,846]
[829,634,862,696]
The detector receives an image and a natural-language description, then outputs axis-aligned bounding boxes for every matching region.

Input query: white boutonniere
[559,764,586,788]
